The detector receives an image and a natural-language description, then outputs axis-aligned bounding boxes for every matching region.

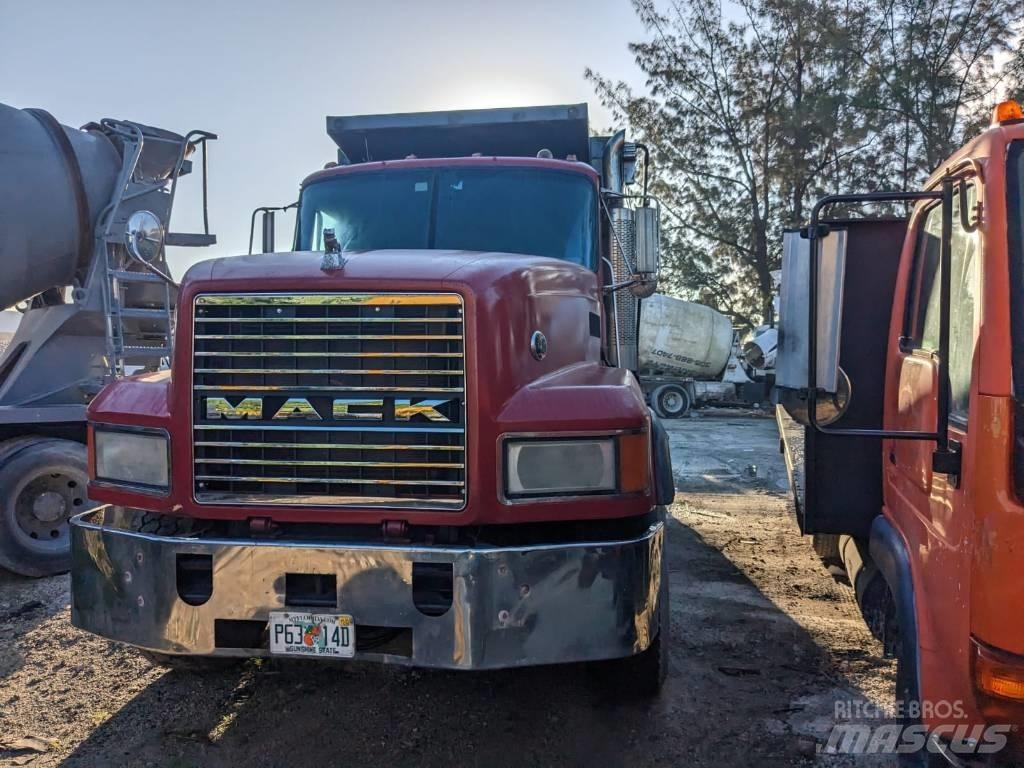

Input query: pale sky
[1,0,647,277]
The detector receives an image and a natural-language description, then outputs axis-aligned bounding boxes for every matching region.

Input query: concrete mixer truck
[637,294,775,418]
[0,103,216,576]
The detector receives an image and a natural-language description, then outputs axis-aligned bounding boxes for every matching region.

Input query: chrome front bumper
[70,508,664,670]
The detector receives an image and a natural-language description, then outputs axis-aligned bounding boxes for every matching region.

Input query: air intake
[608,207,638,369]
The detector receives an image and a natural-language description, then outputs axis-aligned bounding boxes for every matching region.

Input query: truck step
[121,345,170,358]
[111,270,165,284]
[119,308,170,321]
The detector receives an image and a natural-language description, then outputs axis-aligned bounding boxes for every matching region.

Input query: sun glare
[438,77,575,111]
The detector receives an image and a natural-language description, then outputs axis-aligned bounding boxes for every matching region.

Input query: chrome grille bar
[193,424,464,433]
[195,475,465,487]
[195,334,462,341]
[193,368,465,375]
[195,316,461,324]
[195,294,460,306]
[192,385,464,393]
[195,441,464,451]
[192,292,467,508]
[194,351,461,358]
[195,458,464,469]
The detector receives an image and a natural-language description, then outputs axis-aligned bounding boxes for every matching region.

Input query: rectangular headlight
[94,428,169,491]
[505,438,616,498]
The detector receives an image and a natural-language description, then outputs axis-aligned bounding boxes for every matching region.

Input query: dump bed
[326,103,591,164]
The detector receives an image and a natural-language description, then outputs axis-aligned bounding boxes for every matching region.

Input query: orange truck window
[905,185,979,420]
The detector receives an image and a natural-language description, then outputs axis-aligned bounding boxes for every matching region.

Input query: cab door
[886,180,980,706]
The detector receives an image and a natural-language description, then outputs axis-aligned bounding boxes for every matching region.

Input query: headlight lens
[505,438,616,497]
[94,428,169,491]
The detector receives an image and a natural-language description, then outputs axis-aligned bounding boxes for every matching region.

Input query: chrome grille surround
[191,293,466,510]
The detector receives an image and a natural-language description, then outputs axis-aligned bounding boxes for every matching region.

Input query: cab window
[904,184,978,421]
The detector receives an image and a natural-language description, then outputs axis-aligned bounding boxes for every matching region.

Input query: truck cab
[70,104,676,693]
[777,101,1024,762]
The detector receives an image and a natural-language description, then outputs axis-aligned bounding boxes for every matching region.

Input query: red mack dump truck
[776,100,1024,763]
[70,104,676,692]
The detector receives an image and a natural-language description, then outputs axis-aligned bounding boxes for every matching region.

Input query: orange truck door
[887,181,980,715]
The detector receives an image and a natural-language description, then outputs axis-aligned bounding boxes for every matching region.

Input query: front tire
[591,560,669,698]
[0,439,91,577]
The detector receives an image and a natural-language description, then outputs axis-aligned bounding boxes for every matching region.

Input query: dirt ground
[0,411,897,768]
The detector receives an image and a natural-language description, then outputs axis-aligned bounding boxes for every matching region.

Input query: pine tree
[590,0,1023,325]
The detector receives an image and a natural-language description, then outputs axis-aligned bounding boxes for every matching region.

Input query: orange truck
[776,100,1024,765]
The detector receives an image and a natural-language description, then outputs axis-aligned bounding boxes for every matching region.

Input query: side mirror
[247,202,296,255]
[631,204,659,298]
[261,209,276,253]
[775,229,850,424]
[776,229,846,392]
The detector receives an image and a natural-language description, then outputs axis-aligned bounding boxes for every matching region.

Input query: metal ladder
[106,266,175,376]
[96,121,216,376]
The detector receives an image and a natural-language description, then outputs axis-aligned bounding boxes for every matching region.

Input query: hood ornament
[530,330,548,360]
[320,228,348,271]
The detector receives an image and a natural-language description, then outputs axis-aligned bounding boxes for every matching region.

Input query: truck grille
[191,293,466,509]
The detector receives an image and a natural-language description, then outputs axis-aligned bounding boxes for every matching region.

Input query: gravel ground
[0,411,896,768]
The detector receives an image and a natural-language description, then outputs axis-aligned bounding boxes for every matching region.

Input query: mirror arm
[802,189,951,446]
[603,277,643,293]
[247,202,298,255]
[601,256,623,367]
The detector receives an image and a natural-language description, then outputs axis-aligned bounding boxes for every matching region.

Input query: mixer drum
[0,104,121,309]
[638,294,734,379]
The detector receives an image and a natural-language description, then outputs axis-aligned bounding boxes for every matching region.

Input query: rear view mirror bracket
[801,182,962,476]
[932,440,962,487]
[247,202,298,255]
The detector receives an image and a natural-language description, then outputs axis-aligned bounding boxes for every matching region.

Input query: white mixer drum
[638,294,733,378]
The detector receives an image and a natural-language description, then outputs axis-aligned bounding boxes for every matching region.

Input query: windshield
[297,166,597,268]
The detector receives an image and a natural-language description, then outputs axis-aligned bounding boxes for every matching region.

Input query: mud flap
[649,410,675,506]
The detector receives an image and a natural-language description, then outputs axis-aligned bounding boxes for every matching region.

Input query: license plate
[268,612,355,658]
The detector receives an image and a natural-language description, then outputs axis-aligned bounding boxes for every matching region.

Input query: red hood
[89,248,652,526]
[187,249,592,294]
